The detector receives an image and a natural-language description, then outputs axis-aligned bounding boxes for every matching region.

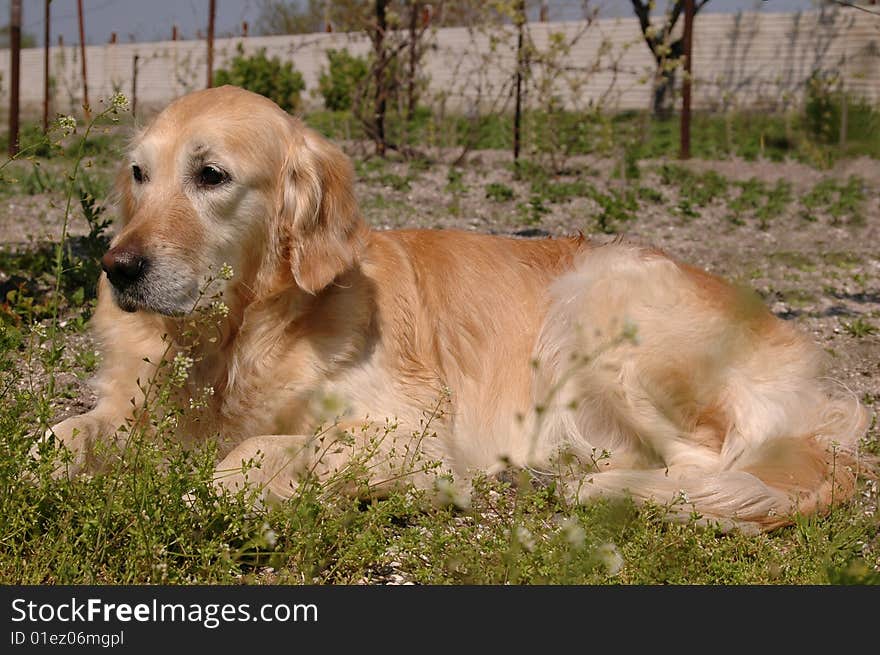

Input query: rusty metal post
[374,0,388,156]
[680,0,694,160]
[132,54,139,119]
[207,0,216,88]
[43,0,51,133]
[8,0,21,156]
[513,0,526,165]
[77,0,90,119]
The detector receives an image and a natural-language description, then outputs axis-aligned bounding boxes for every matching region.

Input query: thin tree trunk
[513,0,526,166]
[374,0,388,156]
[406,1,419,122]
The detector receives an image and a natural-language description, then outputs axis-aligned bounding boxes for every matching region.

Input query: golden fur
[46,86,870,532]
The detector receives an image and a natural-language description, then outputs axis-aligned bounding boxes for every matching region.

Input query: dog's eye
[132,165,145,184]
[196,165,228,188]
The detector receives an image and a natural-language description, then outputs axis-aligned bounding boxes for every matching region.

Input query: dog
[46,86,869,532]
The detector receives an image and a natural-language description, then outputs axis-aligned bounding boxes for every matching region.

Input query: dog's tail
[574,395,870,533]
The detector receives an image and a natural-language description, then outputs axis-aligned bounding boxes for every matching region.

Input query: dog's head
[105,85,366,316]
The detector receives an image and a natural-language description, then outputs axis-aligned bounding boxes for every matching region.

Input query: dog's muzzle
[101,246,148,312]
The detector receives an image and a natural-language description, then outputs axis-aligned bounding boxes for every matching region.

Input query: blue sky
[4,0,822,47]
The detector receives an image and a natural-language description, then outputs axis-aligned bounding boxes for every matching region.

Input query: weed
[768,251,815,272]
[354,157,386,178]
[675,199,699,220]
[802,177,866,226]
[841,317,877,339]
[637,186,664,204]
[657,164,728,209]
[486,182,515,202]
[822,252,862,269]
[377,172,412,192]
[622,144,641,181]
[517,196,550,226]
[445,167,467,195]
[592,188,638,234]
[512,159,549,185]
[727,178,792,228]
[755,179,792,229]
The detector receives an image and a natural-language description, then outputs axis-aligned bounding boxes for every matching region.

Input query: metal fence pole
[680,0,694,159]
[8,0,22,157]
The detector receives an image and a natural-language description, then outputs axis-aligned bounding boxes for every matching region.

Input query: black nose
[101,247,146,286]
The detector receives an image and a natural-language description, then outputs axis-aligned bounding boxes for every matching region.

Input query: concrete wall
[2,8,878,118]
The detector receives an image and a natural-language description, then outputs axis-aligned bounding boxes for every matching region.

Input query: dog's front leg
[39,279,173,477]
[213,420,437,504]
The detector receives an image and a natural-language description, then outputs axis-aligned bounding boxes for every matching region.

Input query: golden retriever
[46,86,869,532]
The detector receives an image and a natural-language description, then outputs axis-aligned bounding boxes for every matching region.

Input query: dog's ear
[279,123,368,294]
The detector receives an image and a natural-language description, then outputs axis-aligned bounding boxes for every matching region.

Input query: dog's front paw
[35,414,113,478]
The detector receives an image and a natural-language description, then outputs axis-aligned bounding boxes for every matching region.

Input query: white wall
[2,9,877,118]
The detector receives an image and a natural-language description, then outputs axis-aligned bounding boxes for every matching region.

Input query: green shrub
[318,49,369,112]
[805,72,840,143]
[214,46,305,113]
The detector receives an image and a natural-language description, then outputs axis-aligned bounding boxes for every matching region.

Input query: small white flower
[189,385,215,410]
[559,517,586,549]
[110,92,130,112]
[55,115,77,136]
[219,263,234,280]
[210,300,230,318]
[261,522,278,548]
[434,477,471,510]
[515,526,536,552]
[170,353,194,386]
[597,542,624,576]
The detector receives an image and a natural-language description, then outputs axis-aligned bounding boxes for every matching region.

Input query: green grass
[304,101,880,167]
[2,416,877,584]
[0,119,127,165]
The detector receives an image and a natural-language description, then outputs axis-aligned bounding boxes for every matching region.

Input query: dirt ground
[2,150,878,448]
